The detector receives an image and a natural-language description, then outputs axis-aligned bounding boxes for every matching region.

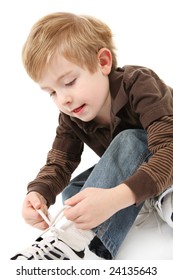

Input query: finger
[27,192,47,210]
[33,199,42,210]
[64,192,84,206]
[25,210,49,230]
[25,196,41,210]
[75,222,91,231]
[64,205,81,221]
[38,204,48,217]
[22,205,36,220]
[32,198,48,217]
[32,219,49,230]
[36,208,51,226]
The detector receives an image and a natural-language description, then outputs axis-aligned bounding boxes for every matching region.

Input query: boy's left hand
[64,188,116,230]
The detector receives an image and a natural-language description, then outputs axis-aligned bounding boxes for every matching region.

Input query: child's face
[39,51,111,123]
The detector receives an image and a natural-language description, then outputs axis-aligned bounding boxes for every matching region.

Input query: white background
[0,0,173,265]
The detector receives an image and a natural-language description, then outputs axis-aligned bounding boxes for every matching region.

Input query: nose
[53,90,73,111]
[55,92,73,111]
[62,94,73,106]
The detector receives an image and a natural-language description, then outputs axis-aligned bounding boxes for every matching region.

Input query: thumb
[29,195,42,210]
[34,201,42,210]
[33,198,48,220]
[28,192,47,211]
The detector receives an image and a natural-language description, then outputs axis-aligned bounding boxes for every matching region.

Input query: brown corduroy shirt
[27,65,173,207]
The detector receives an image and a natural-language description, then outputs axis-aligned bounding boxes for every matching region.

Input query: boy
[11,12,173,260]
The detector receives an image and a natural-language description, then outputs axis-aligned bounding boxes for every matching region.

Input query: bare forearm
[109,183,136,213]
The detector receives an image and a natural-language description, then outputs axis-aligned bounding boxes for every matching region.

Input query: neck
[94,94,111,127]
[95,115,111,127]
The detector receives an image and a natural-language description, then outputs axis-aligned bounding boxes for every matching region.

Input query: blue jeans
[62,129,151,258]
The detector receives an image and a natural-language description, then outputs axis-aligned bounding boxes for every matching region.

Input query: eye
[50,91,56,97]
[65,78,76,86]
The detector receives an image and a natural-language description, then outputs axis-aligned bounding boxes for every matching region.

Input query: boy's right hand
[22,191,49,230]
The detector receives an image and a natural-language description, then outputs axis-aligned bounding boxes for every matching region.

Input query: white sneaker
[136,185,173,228]
[11,207,94,260]
[154,185,173,228]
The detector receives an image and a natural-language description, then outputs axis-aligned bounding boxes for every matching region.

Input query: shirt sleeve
[124,115,173,204]
[27,114,84,207]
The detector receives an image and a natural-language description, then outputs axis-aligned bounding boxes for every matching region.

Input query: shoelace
[20,206,70,259]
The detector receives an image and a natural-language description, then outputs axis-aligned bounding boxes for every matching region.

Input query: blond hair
[22,12,117,82]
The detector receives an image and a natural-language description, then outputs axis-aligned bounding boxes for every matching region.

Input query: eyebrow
[41,70,73,91]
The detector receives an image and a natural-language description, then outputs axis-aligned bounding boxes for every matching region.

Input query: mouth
[72,104,85,114]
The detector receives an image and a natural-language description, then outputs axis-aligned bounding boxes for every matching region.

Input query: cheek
[102,79,109,96]
[52,96,61,108]
[95,78,109,98]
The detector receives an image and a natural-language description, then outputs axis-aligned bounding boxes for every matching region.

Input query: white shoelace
[20,206,70,259]
[37,205,71,227]
[36,208,53,226]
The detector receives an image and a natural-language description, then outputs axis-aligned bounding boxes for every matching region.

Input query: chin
[79,116,95,122]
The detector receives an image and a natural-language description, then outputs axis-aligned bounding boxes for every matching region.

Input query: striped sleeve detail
[27,149,81,206]
[46,149,79,174]
[139,115,173,195]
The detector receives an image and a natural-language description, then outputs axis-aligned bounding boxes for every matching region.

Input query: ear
[97,48,112,75]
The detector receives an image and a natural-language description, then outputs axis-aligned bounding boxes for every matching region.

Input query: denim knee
[113,129,147,147]
[107,129,148,158]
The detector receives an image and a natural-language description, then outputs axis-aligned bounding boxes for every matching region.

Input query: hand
[22,191,49,230]
[64,188,117,230]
